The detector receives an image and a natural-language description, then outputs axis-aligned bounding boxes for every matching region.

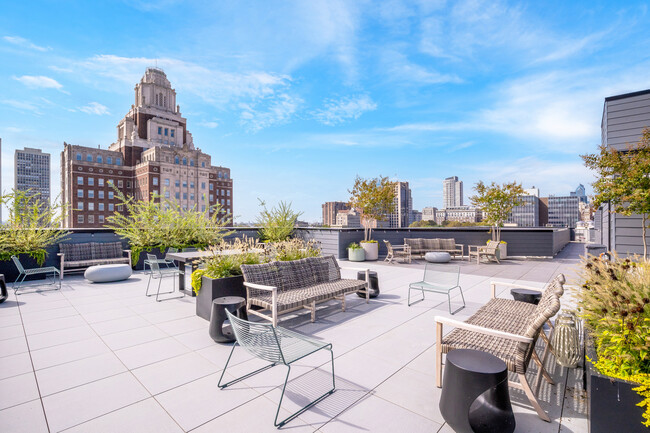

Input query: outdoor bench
[241,255,370,327]
[434,273,565,422]
[58,241,131,279]
[404,238,464,257]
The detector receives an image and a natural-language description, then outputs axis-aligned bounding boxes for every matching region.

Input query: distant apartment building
[15,147,51,210]
[547,195,580,228]
[61,67,232,228]
[409,209,422,225]
[570,184,588,204]
[422,206,437,221]
[443,176,463,208]
[508,193,540,227]
[435,206,482,224]
[322,201,349,226]
[334,209,362,228]
[388,181,412,228]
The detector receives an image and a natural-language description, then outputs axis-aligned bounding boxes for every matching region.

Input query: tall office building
[570,184,588,204]
[547,195,580,228]
[508,195,540,227]
[15,147,51,211]
[443,176,463,208]
[388,181,412,228]
[322,201,349,226]
[422,206,437,222]
[61,67,233,228]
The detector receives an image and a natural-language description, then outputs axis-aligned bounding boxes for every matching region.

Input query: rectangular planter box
[585,332,647,433]
[195,275,246,321]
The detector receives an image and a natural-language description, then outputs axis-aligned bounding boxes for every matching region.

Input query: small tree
[256,200,302,242]
[470,181,524,244]
[348,175,395,241]
[582,128,650,258]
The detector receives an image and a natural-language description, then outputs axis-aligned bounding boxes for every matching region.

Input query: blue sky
[2,0,650,222]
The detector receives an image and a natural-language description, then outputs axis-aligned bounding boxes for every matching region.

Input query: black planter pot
[132,247,165,271]
[585,332,647,433]
[0,254,49,283]
[196,275,246,321]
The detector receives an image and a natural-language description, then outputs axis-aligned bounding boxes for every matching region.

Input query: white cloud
[1,99,42,114]
[3,36,49,52]
[79,102,111,115]
[312,94,377,126]
[239,93,302,132]
[13,75,64,91]
[382,50,462,85]
[199,121,219,129]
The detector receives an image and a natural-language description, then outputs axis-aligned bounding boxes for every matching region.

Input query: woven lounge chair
[383,240,411,264]
[408,263,465,314]
[434,276,563,422]
[145,253,184,302]
[11,255,61,293]
[468,240,500,264]
[218,310,335,428]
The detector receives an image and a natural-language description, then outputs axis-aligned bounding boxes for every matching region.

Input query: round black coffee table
[356,270,379,298]
[209,296,247,343]
[510,288,542,305]
[439,349,515,433]
[0,274,7,304]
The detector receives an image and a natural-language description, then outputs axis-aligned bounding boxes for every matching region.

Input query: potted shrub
[256,200,302,242]
[192,238,264,320]
[470,181,524,248]
[578,253,650,432]
[347,242,365,262]
[0,190,68,281]
[348,175,396,261]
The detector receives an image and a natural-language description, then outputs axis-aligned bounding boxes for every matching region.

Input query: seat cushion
[442,329,526,374]
[59,242,93,261]
[92,242,123,260]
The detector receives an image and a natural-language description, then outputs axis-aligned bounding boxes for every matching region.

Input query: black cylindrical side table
[356,271,379,298]
[0,274,7,304]
[209,296,247,343]
[510,288,542,305]
[439,349,515,433]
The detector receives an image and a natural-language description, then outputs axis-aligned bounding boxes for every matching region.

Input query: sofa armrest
[339,266,370,273]
[123,249,132,267]
[434,315,533,343]
[244,282,277,292]
[244,282,279,327]
[489,280,543,298]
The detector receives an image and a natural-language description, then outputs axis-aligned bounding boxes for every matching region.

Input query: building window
[221,189,225,195]
[175,192,180,199]
[77,215,84,224]
[107,156,112,164]
[88,190,94,198]
[190,193,195,200]
[153,177,159,186]
[76,153,82,161]
[227,199,230,206]
[165,191,170,199]
[77,176,83,185]
[117,205,123,211]
[175,156,179,164]
[97,155,103,164]
[98,178,104,186]
[164,178,170,186]
[99,203,104,211]
[118,180,123,188]
[98,215,104,224]
[108,191,114,199]
[108,203,114,211]
[209,183,214,191]
[77,202,83,210]
[201,161,205,168]
[183,181,187,188]
[88,177,94,186]
[98,190,104,199]
[227,190,230,196]
[201,205,206,212]
[201,182,206,189]
[77,190,83,198]
[116,157,122,166]
[175,180,180,187]
[183,193,188,200]
[190,160,194,167]
[86,154,93,162]
[171,129,175,137]
[190,182,194,189]
[158,127,162,135]
[164,128,168,136]
[88,215,94,224]
[126,181,131,188]
[88,203,94,211]
[210,194,214,202]
[225,173,229,179]
[183,157,187,165]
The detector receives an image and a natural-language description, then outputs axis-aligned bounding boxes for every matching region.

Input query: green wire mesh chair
[145,253,184,302]
[218,310,336,428]
[11,255,61,294]
[408,263,465,314]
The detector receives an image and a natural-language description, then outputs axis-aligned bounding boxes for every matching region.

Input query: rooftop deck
[0,243,587,433]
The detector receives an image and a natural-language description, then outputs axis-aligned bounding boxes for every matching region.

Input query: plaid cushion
[422,238,441,250]
[92,242,123,260]
[59,242,93,261]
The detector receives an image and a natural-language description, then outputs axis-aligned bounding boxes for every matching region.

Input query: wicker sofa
[58,242,131,279]
[241,255,369,327]
[435,274,565,422]
[404,238,464,258]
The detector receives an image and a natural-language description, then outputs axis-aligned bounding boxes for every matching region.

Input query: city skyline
[3,1,650,222]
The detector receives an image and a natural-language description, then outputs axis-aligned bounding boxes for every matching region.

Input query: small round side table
[439,349,515,433]
[510,288,542,305]
[209,296,247,343]
[356,271,379,298]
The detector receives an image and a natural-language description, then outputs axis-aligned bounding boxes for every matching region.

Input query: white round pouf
[85,264,132,283]
[424,252,451,263]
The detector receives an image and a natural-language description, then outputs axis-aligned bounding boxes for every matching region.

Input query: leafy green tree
[409,220,438,228]
[582,128,650,257]
[256,200,302,242]
[470,181,524,243]
[348,175,395,241]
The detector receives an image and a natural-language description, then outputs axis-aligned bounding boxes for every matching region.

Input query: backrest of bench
[59,242,93,262]
[423,263,460,288]
[422,238,440,250]
[405,238,422,251]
